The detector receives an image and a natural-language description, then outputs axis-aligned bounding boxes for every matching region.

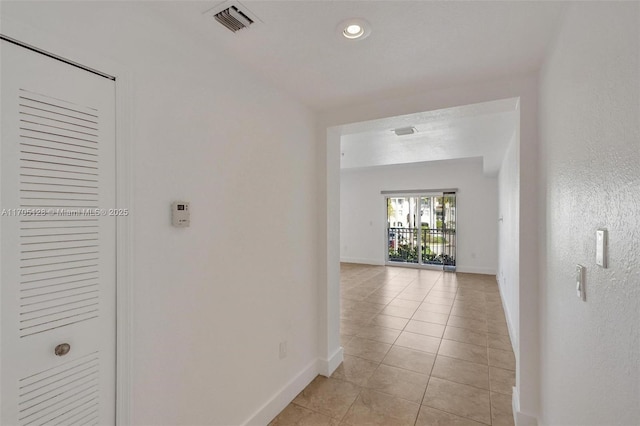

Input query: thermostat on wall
[171,201,190,227]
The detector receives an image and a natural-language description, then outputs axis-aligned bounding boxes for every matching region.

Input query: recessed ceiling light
[337,18,371,40]
[344,24,363,39]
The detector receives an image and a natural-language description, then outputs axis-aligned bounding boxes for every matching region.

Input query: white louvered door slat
[1,40,116,426]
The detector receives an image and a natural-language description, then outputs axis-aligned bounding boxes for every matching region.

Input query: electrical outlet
[279,341,287,359]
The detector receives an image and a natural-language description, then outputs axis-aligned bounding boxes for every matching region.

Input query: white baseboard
[455,266,497,275]
[317,346,344,377]
[512,387,538,426]
[242,348,345,425]
[339,261,496,274]
[241,359,318,426]
[496,276,518,353]
[340,257,384,266]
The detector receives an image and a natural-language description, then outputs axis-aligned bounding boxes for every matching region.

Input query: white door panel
[1,40,116,426]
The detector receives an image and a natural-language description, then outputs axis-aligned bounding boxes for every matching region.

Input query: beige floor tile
[487,332,513,351]
[380,305,417,319]
[396,292,428,302]
[342,389,420,426]
[438,339,488,364]
[412,310,449,325]
[363,295,395,305]
[424,296,454,306]
[370,314,409,330]
[340,334,353,347]
[269,403,335,426]
[487,320,510,336]
[485,301,504,311]
[331,355,379,387]
[355,325,401,344]
[427,291,456,300]
[452,300,487,310]
[406,284,434,293]
[491,391,515,426]
[364,364,429,403]
[342,288,374,301]
[454,294,486,303]
[415,405,485,426]
[344,337,392,362]
[450,306,487,320]
[417,303,451,315]
[360,280,385,289]
[341,309,377,325]
[456,289,487,298]
[371,289,401,298]
[382,346,436,374]
[489,366,515,395]
[431,286,457,295]
[387,299,421,309]
[488,347,515,370]
[486,310,507,322]
[431,355,489,390]
[443,326,487,347]
[395,331,441,354]
[422,377,491,425]
[350,300,386,314]
[292,376,361,419]
[447,315,488,332]
[340,320,365,336]
[455,287,487,296]
[487,317,508,327]
[404,320,445,338]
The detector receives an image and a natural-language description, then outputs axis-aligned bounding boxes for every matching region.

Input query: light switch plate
[596,229,607,268]
[576,264,585,301]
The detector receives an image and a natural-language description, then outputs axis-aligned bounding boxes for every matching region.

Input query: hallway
[271,264,515,425]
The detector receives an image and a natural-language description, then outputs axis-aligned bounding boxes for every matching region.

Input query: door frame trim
[0,16,134,425]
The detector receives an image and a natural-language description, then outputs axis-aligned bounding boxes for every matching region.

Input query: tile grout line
[419,273,495,426]
[415,272,445,426]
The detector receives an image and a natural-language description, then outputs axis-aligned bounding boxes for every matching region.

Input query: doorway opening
[385,192,456,270]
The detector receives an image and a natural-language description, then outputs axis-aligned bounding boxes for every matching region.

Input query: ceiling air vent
[205,1,261,33]
[215,6,252,32]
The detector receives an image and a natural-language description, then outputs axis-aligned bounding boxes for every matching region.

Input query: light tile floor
[270,263,515,426]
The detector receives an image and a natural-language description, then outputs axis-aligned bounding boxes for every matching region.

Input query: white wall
[497,133,519,354]
[539,3,640,425]
[1,2,319,425]
[340,159,498,274]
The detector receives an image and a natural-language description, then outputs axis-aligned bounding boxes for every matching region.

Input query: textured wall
[539,3,640,424]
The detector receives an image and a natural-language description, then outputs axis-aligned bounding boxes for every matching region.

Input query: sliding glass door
[387,196,420,264]
[386,192,456,270]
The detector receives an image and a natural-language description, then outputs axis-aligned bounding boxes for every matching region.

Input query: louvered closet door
[1,40,116,425]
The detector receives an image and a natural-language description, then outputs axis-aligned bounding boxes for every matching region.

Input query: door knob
[54,343,71,356]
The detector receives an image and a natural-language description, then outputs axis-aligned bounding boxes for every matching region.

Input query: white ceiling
[148,1,566,174]
[150,0,568,111]
[339,98,518,175]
